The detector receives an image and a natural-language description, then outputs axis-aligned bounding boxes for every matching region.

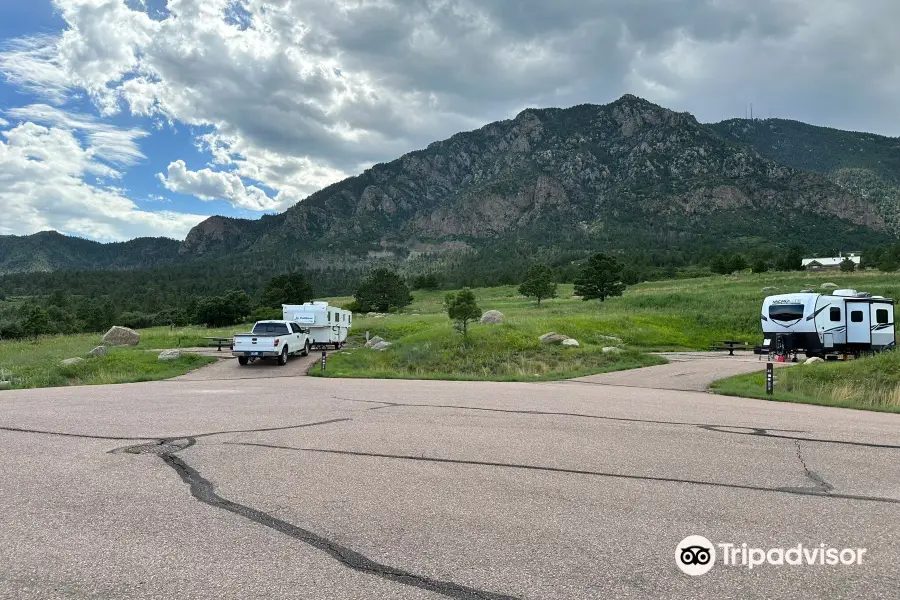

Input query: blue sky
[0,0,271,241]
[1,0,899,242]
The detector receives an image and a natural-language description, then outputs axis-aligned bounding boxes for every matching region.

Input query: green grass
[0,332,215,390]
[311,324,665,381]
[314,270,900,385]
[7,269,900,391]
[712,351,900,413]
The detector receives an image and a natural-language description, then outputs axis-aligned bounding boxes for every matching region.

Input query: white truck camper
[282,302,352,350]
[760,289,895,358]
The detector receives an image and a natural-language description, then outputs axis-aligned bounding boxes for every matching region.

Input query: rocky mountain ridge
[2,95,898,275]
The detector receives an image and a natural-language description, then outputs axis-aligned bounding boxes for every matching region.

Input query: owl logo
[680,545,712,566]
[676,536,716,575]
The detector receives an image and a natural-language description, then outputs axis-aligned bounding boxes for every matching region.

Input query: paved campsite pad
[571,351,793,391]
[1,366,898,599]
[174,348,333,381]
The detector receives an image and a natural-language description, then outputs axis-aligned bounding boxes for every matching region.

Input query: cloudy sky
[1,0,898,242]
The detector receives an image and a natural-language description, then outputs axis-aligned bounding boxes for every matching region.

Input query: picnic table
[203,337,232,351]
[711,340,749,356]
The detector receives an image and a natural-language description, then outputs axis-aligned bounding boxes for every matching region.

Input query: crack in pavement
[227,442,900,505]
[777,439,834,495]
[2,419,519,599]
[159,449,520,600]
[0,426,156,441]
[330,397,900,451]
[1,419,352,447]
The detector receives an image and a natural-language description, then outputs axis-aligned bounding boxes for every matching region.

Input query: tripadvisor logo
[676,536,715,576]
[675,536,867,575]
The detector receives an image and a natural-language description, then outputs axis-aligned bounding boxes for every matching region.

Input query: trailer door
[845,300,872,345]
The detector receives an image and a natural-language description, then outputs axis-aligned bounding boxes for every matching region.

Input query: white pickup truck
[232,320,311,366]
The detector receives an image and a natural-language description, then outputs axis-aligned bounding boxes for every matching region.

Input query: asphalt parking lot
[0,356,897,599]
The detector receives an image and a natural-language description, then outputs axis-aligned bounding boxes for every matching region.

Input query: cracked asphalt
[0,357,898,599]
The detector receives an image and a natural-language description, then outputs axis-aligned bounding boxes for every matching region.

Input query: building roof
[801,256,861,267]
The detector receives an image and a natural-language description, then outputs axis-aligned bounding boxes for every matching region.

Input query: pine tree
[445,288,482,338]
[574,253,626,302]
[518,265,557,305]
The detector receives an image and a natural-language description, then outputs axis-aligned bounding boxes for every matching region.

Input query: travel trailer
[760,289,895,358]
[282,302,352,350]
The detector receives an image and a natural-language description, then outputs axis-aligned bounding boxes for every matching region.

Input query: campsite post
[321,350,327,372]
[766,363,774,395]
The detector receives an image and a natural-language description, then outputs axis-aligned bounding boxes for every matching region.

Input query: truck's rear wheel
[301,340,310,357]
[278,346,288,366]
[238,356,249,366]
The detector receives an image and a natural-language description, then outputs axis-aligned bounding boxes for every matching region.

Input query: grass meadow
[3,269,900,410]
[313,270,900,390]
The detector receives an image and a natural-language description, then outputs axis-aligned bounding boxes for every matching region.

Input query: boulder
[365,336,385,348]
[820,283,839,289]
[101,326,140,347]
[761,286,778,292]
[371,341,392,351]
[480,310,505,324]
[561,338,580,348]
[539,332,570,345]
[88,346,108,358]
[597,334,623,344]
[804,357,825,365]
[60,357,85,367]
[158,349,182,362]
[157,349,183,361]
[602,346,624,354]
[0,381,11,391]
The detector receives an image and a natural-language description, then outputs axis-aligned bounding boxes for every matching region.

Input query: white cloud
[0,34,72,105]
[2,0,900,243]
[158,159,280,211]
[5,103,148,166]
[0,118,206,241]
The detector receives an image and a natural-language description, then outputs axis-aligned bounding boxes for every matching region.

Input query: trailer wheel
[278,346,288,366]
[238,356,249,366]
[301,340,310,357]
[333,342,340,350]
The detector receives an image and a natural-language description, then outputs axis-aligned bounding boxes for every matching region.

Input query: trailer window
[830,307,841,322]
[252,322,290,335]
[769,304,805,322]
[327,311,331,322]
[877,309,889,324]
[851,311,864,323]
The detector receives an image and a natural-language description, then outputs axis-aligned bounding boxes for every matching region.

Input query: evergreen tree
[775,246,805,271]
[574,253,626,302]
[840,258,857,272]
[518,265,557,305]
[261,273,314,308]
[445,288,481,338]
[751,258,770,274]
[20,304,51,338]
[354,268,412,312]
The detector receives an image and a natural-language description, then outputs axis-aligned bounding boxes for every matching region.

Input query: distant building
[802,252,862,270]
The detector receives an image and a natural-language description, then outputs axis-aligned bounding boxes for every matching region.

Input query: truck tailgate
[232,335,277,352]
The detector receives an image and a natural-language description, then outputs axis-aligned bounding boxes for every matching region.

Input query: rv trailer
[760,289,895,358]
[282,302,352,350]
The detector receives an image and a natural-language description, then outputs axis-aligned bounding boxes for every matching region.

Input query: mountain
[0,231,181,274]
[710,118,900,233]
[2,95,898,281]
[179,94,892,267]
